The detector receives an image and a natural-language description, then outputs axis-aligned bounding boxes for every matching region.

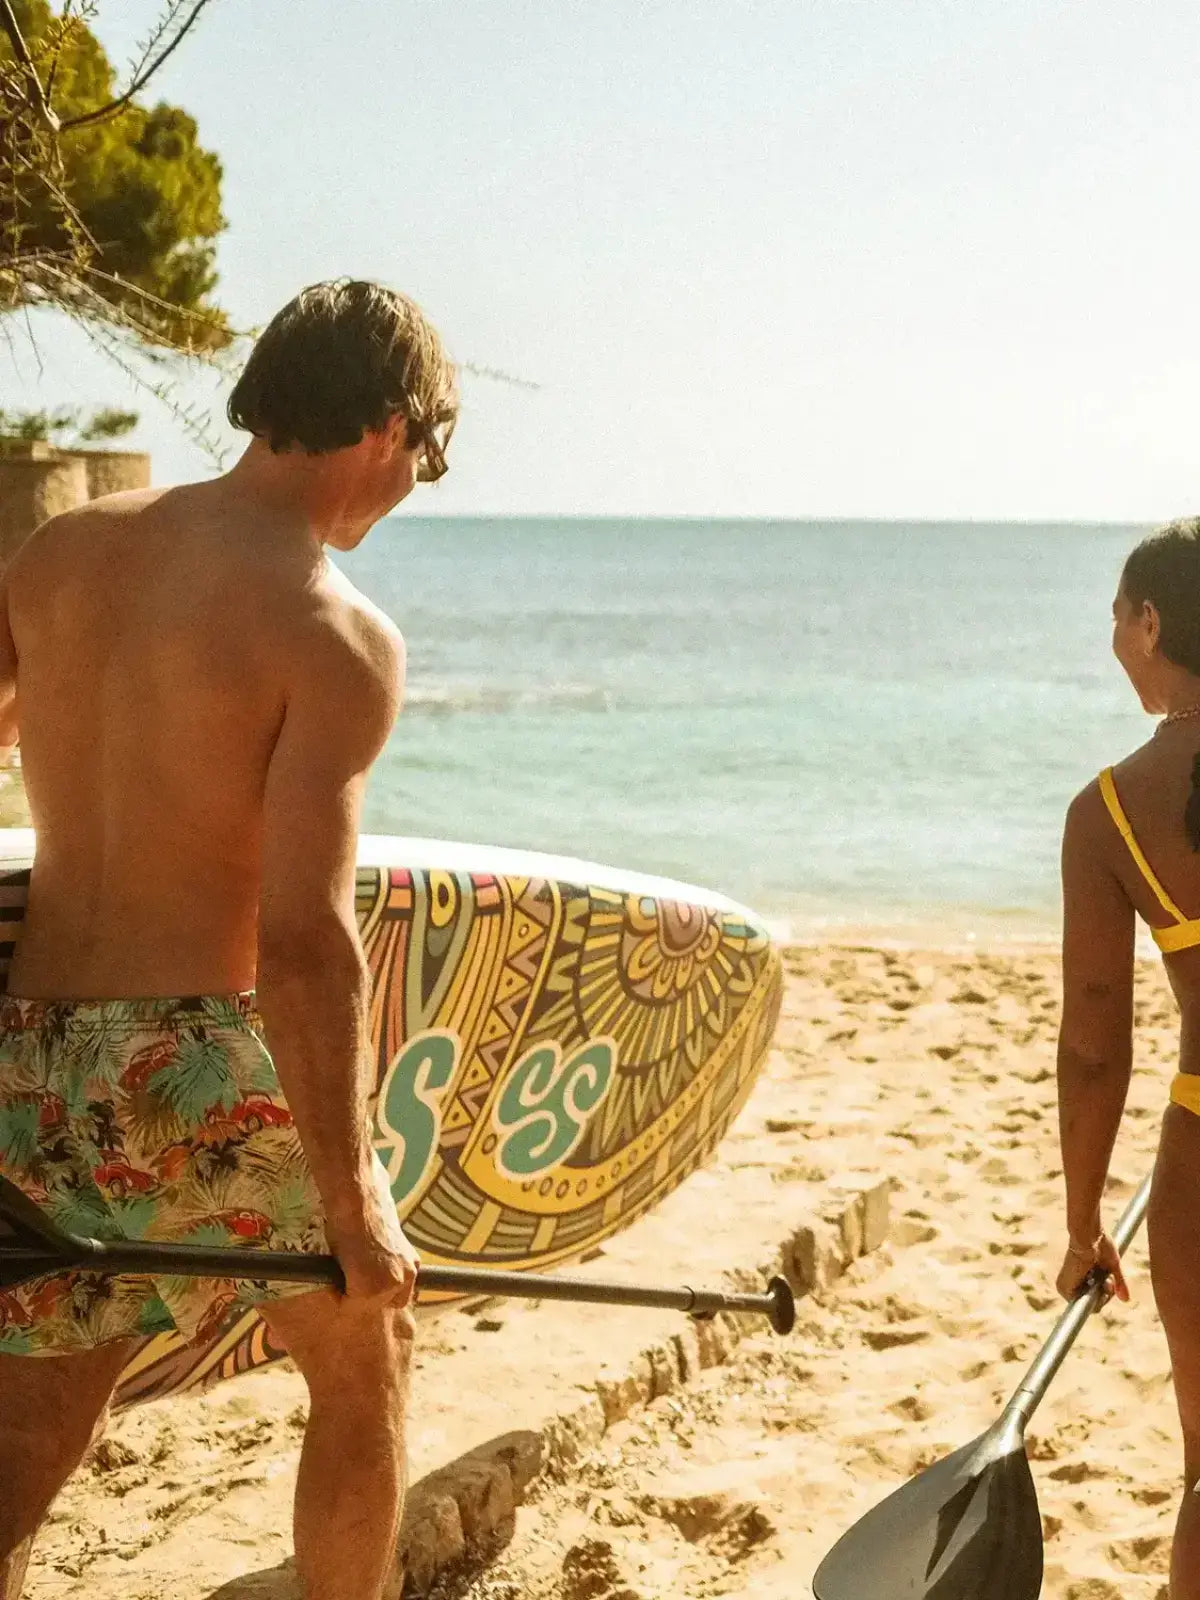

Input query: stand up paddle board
[0,832,782,1408]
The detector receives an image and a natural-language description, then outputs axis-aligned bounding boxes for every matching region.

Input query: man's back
[0,278,455,1600]
[5,481,393,1000]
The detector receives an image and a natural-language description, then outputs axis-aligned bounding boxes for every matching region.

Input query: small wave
[403,683,614,717]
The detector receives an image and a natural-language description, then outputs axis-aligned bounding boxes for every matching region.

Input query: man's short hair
[228,279,458,456]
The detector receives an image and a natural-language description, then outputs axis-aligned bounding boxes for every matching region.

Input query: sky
[7,0,1200,520]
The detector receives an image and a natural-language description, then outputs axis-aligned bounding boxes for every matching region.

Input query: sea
[336,518,1152,945]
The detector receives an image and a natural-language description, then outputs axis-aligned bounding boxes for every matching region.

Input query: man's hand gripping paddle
[0,1173,795,1333]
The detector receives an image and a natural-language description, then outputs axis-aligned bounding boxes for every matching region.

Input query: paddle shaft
[997,1173,1152,1435]
[0,1235,796,1332]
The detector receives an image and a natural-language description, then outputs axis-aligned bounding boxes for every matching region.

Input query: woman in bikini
[1057,517,1200,1598]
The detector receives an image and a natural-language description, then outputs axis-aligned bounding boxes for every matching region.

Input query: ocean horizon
[336,515,1155,945]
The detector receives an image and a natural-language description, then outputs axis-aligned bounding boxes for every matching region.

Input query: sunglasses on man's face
[414,419,454,483]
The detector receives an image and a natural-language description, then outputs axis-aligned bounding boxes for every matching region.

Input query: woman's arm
[1056,784,1135,1299]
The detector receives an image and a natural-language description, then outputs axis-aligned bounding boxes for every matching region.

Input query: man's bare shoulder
[282,559,405,724]
[72,486,169,520]
[8,486,167,561]
[319,559,404,654]
[1,494,167,615]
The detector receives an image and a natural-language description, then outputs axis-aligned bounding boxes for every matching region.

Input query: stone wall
[70,448,152,502]
[0,444,151,564]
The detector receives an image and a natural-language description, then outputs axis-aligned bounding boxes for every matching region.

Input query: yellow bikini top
[1098,767,1200,953]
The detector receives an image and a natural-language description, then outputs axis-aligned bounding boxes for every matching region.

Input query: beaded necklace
[1158,704,1200,731]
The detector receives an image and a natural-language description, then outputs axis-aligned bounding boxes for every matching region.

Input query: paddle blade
[812,1432,1043,1600]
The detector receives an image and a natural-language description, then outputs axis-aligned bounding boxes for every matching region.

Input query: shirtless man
[0,280,458,1600]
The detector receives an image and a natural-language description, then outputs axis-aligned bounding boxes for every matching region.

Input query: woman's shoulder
[1108,735,1169,790]
[1064,777,1106,842]
[1064,737,1157,831]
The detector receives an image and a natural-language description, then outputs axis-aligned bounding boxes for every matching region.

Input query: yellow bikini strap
[1098,767,1187,923]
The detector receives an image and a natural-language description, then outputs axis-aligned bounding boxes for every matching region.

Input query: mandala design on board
[623,894,726,1000]
[0,858,781,1409]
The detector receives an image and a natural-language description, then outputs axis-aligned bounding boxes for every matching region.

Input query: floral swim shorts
[0,992,329,1355]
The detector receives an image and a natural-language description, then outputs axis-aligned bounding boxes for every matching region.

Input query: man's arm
[1056,783,1135,1296]
[256,607,411,1299]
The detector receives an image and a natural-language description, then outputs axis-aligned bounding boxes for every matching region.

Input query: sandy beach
[25,942,1182,1600]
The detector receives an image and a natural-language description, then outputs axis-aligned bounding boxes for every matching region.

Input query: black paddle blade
[812,1430,1043,1600]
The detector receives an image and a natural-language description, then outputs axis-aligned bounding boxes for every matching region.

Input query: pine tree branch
[5,256,232,359]
[44,4,84,107]
[9,138,95,257]
[0,2,60,132]
[72,311,230,467]
[460,361,541,391]
[118,0,195,110]
[77,262,232,354]
[60,0,214,132]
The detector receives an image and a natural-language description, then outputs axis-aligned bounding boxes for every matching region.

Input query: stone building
[0,439,150,563]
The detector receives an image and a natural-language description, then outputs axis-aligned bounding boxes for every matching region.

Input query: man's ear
[1144,600,1162,654]
[381,413,412,459]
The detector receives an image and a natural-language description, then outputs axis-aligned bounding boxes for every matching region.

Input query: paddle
[0,1173,795,1334]
[812,1172,1152,1600]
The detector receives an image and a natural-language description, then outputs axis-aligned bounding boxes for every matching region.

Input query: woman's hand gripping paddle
[812,1173,1151,1600]
[0,1173,795,1333]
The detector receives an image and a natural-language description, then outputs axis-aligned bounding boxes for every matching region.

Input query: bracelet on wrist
[1066,1234,1103,1261]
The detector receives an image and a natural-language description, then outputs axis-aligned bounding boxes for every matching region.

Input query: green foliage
[0,405,66,439]
[0,1,229,351]
[81,405,138,439]
[0,401,139,443]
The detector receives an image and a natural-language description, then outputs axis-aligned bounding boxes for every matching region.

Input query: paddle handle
[0,1235,796,1334]
[997,1171,1152,1436]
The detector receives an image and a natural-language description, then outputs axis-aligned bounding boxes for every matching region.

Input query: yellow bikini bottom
[1170,1074,1200,1116]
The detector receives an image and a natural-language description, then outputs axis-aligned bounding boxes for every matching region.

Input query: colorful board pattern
[0,835,782,1409]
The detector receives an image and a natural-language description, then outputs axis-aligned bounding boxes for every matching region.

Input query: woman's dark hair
[1122,518,1200,677]
[1187,754,1200,853]
[1124,520,1200,849]
[228,279,458,455]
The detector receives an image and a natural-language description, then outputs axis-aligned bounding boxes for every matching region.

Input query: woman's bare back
[1089,729,1200,1058]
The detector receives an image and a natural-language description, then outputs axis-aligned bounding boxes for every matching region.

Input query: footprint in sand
[1019,1283,1059,1312]
[887,1393,935,1422]
[1106,1532,1171,1575]
[1047,1460,1110,1484]
[1130,1487,1174,1506]
[861,1326,931,1350]
[891,1218,939,1246]
[938,1245,982,1265]
[1041,1569,1129,1599]
[561,1537,647,1600]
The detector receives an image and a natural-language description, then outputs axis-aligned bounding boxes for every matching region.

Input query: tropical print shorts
[0,992,328,1355]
